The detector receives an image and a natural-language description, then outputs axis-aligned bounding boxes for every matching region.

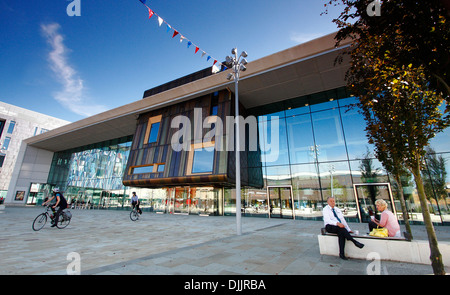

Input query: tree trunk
[394,173,413,239]
[411,165,446,275]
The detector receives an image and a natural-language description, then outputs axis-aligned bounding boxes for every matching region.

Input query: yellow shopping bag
[369,226,388,238]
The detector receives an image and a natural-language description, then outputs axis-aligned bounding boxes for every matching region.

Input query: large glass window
[311,109,348,162]
[286,114,315,164]
[340,107,375,160]
[259,117,289,166]
[264,165,291,186]
[192,147,214,173]
[291,163,322,219]
[318,161,357,221]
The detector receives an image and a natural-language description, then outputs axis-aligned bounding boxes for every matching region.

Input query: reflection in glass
[423,151,450,223]
[291,163,322,219]
[268,186,293,219]
[243,188,269,217]
[309,91,338,112]
[311,109,348,162]
[318,162,357,220]
[354,184,396,223]
[286,114,315,164]
[190,187,217,215]
[148,122,160,143]
[133,165,153,174]
[259,117,289,166]
[340,107,375,160]
[264,165,291,187]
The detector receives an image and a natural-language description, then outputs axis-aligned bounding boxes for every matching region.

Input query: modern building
[5,33,450,224]
[0,101,70,201]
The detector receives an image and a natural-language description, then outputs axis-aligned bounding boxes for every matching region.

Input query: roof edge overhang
[26,32,351,152]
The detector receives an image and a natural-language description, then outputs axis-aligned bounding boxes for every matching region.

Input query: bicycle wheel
[130,210,139,221]
[32,213,47,231]
[56,213,71,229]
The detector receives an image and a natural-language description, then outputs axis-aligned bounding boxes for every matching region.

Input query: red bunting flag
[137,0,226,71]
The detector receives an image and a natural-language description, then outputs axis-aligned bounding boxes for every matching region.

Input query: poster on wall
[15,191,25,201]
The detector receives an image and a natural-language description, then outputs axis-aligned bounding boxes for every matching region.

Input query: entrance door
[172,187,190,215]
[353,183,397,223]
[267,186,294,219]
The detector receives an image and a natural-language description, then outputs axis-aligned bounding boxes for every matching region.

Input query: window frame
[186,141,215,175]
[144,115,162,144]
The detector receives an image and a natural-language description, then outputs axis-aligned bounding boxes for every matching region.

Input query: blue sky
[0,0,343,122]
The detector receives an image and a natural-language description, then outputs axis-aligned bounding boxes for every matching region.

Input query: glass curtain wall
[241,88,450,224]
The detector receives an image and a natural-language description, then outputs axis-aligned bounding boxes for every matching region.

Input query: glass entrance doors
[172,187,190,215]
[353,183,397,223]
[267,186,294,219]
[167,186,219,216]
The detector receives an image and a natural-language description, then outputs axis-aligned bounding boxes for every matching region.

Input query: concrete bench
[318,228,450,267]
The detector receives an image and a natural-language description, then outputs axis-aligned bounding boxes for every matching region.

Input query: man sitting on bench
[323,197,364,260]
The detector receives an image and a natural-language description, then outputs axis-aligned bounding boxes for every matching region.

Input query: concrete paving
[0,206,449,275]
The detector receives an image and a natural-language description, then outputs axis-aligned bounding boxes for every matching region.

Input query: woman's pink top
[379,210,400,237]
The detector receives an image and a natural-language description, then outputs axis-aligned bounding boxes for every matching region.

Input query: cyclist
[43,188,68,228]
[131,192,142,214]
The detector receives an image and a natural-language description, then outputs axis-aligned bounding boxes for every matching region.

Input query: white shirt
[323,204,351,232]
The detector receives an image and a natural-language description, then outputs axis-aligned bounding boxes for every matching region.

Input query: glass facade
[230,87,450,224]
[39,87,450,224]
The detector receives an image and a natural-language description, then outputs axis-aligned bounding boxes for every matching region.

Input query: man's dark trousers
[325,224,354,256]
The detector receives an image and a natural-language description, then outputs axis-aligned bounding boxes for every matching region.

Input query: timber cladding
[123,90,262,188]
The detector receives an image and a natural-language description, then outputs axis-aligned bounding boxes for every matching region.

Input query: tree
[324,0,450,275]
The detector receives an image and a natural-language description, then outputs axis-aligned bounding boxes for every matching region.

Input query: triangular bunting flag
[187,41,192,48]
[166,24,171,33]
[157,16,163,26]
[213,60,217,65]
[172,30,179,38]
[148,8,154,19]
[212,64,220,74]
[207,56,211,61]
[180,35,185,43]
[139,0,146,4]
[195,47,199,54]
[201,51,206,58]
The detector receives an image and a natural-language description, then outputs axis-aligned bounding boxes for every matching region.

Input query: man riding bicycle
[131,192,142,214]
[43,188,68,228]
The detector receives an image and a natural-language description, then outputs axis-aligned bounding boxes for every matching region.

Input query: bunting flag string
[137,0,226,73]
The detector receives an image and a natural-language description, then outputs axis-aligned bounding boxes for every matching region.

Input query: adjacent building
[0,101,70,202]
[5,33,450,224]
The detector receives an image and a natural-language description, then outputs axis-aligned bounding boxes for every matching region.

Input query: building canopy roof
[26,32,351,152]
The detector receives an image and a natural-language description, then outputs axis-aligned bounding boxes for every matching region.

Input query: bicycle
[32,205,72,231]
[130,206,141,221]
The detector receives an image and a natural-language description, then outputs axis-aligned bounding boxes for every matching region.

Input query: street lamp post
[225,48,248,236]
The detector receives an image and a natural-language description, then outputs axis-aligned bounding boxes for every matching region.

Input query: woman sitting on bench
[369,199,401,238]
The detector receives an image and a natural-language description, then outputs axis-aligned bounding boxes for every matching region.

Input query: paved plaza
[0,206,449,275]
